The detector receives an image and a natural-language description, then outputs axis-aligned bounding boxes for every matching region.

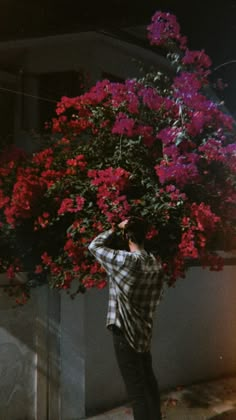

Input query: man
[88,217,163,420]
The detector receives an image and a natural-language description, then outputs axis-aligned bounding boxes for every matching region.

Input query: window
[39,71,84,130]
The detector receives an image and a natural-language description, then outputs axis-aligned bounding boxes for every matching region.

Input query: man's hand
[111,219,128,233]
[118,219,129,230]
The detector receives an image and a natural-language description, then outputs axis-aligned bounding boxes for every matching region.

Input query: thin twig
[213,60,236,72]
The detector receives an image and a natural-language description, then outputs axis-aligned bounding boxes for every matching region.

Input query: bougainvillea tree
[0,11,236,303]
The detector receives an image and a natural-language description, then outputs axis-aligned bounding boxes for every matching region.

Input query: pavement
[83,376,236,419]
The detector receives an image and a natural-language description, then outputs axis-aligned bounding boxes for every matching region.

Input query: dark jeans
[112,329,162,420]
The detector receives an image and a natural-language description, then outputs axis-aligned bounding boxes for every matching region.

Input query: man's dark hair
[124,217,148,246]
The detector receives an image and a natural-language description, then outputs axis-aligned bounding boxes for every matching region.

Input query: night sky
[1,0,236,115]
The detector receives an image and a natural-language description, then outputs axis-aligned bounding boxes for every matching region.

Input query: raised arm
[88,229,130,275]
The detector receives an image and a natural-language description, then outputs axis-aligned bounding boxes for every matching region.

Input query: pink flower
[96,279,107,289]
[190,202,220,234]
[35,265,43,274]
[6,265,15,279]
[88,167,130,222]
[155,157,200,187]
[58,198,74,215]
[199,138,225,162]
[66,154,87,170]
[147,11,187,49]
[138,87,163,111]
[190,111,206,134]
[146,228,159,240]
[201,254,224,271]
[0,190,10,209]
[76,196,85,211]
[58,196,85,215]
[173,71,203,99]
[135,125,155,147]
[41,252,52,266]
[157,127,183,145]
[179,229,198,258]
[112,113,135,137]
[182,49,212,77]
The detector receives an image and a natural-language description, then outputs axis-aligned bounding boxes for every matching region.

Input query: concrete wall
[60,293,86,420]
[0,289,36,420]
[0,277,61,420]
[154,265,236,389]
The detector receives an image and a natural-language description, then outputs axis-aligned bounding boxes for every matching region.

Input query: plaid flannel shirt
[88,229,163,352]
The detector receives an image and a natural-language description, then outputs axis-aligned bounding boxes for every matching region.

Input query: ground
[84,376,236,419]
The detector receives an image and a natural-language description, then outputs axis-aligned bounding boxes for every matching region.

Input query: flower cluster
[178,203,220,259]
[5,172,47,225]
[58,196,85,215]
[147,11,187,49]
[0,10,235,302]
[182,49,212,78]
[88,167,131,222]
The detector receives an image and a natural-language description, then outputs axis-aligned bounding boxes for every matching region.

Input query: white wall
[0,296,36,420]
[0,279,49,420]
[60,293,86,420]
[154,265,236,387]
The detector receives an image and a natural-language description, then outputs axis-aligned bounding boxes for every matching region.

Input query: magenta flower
[147,11,187,49]
[112,113,135,136]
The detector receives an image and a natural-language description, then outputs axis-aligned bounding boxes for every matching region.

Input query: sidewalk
[84,376,236,419]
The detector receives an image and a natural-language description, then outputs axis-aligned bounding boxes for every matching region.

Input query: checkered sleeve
[88,229,130,276]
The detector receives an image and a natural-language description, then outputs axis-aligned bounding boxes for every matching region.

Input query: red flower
[41,252,52,266]
[35,265,43,274]
[6,265,15,279]
[58,196,85,215]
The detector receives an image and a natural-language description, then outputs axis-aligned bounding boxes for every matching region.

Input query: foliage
[0,11,236,302]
